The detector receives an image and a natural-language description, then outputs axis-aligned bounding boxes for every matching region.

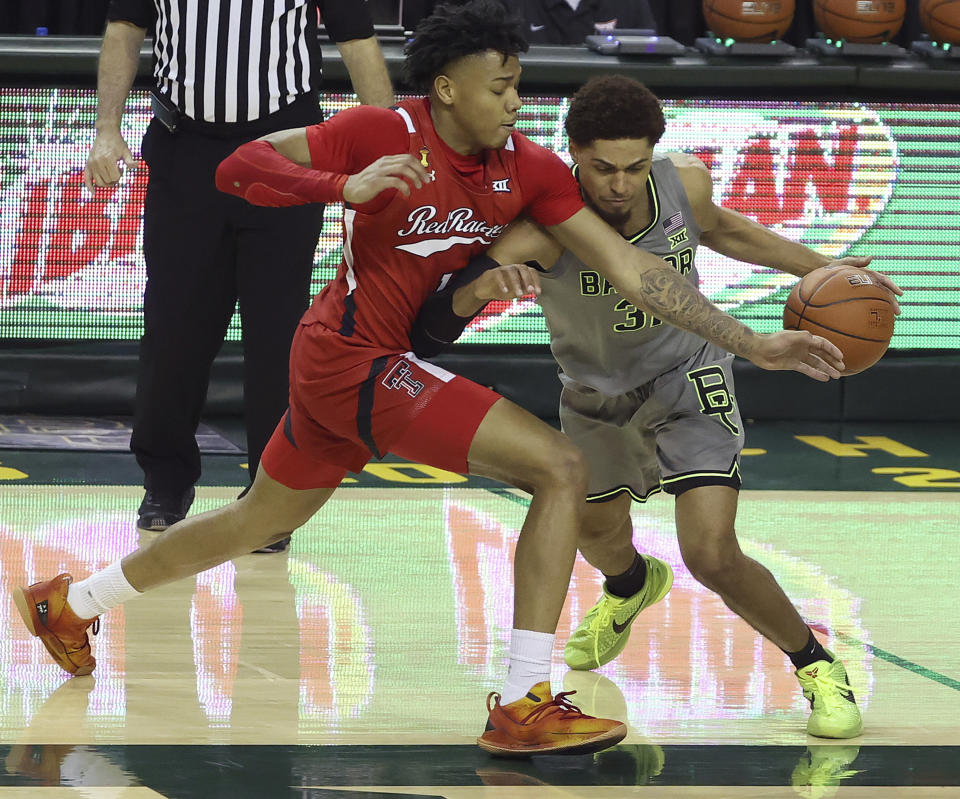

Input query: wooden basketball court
[1,430,959,797]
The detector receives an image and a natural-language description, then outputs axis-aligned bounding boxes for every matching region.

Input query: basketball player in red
[13,0,846,756]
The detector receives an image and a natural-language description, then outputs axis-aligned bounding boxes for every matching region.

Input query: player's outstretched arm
[548,207,846,381]
[699,207,903,311]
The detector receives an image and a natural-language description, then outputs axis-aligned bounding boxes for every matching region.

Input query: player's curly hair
[565,76,666,147]
[402,0,529,93]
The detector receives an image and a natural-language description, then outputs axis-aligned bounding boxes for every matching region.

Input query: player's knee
[529,437,588,494]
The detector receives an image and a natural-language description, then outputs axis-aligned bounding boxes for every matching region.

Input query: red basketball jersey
[301,98,582,352]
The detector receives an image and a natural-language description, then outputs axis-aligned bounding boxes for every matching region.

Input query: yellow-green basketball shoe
[796,655,863,739]
[564,555,673,671]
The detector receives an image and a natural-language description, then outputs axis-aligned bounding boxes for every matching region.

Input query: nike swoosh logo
[612,606,643,634]
[530,24,545,31]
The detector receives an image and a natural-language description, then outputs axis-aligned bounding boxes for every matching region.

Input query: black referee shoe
[252,536,291,554]
[236,486,291,553]
[137,487,196,531]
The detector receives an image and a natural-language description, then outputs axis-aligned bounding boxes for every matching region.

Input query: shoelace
[591,603,617,664]
[517,691,595,724]
[802,668,851,712]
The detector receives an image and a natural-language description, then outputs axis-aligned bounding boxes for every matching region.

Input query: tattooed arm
[548,207,845,381]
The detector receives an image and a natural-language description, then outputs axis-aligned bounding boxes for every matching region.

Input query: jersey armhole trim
[394,106,416,133]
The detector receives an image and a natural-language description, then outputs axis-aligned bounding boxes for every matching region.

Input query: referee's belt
[150,90,322,139]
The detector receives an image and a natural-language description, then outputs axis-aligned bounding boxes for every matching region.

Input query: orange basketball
[814,0,905,42]
[920,0,960,44]
[702,0,796,42]
[783,266,895,376]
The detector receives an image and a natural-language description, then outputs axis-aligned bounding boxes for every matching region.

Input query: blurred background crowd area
[0,0,928,48]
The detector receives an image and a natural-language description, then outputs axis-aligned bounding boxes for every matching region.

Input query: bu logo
[382,360,424,397]
[687,365,739,436]
[492,178,511,193]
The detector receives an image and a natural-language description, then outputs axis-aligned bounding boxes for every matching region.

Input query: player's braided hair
[565,76,666,147]
[402,0,529,93]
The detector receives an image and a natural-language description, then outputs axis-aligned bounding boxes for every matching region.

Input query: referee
[84,0,393,551]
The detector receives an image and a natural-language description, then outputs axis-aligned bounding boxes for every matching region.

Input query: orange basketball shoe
[478,682,627,757]
[13,574,98,676]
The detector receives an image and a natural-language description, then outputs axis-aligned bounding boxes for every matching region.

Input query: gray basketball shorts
[559,342,745,503]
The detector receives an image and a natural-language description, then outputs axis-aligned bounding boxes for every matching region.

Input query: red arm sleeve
[215,140,349,207]
[216,105,410,208]
[514,135,584,227]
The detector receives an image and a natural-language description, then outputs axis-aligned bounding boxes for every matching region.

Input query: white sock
[66,560,141,619]
[501,629,555,705]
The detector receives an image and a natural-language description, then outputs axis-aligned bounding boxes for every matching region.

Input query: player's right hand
[84,129,136,193]
[750,330,845,382]
[342,154,430,204]
[821,255,904,314]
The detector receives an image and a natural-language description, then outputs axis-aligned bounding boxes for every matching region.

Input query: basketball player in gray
[412,75,902,739]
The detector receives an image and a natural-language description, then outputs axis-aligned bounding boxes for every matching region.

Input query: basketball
[920,0,960,44]
[702,0,796,42]
[783,266,895,376]
[814,0,906,42]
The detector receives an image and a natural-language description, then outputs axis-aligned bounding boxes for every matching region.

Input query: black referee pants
[133,107,324,495]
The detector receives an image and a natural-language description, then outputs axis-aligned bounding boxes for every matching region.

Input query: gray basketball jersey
[540,154,707,395]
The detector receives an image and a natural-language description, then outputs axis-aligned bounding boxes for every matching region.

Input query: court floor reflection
[7,735,960,796]
[1,486,959,749]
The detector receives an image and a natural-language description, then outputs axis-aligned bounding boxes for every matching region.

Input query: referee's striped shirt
[107,0,375,124]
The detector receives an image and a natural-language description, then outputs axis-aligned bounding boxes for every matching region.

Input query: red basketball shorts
[261,323,502,489]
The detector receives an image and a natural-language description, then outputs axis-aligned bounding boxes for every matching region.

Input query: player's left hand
[471,263,542,302]
[822,256,904,314]
[751,330,845,382]
[452,263,541,317]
